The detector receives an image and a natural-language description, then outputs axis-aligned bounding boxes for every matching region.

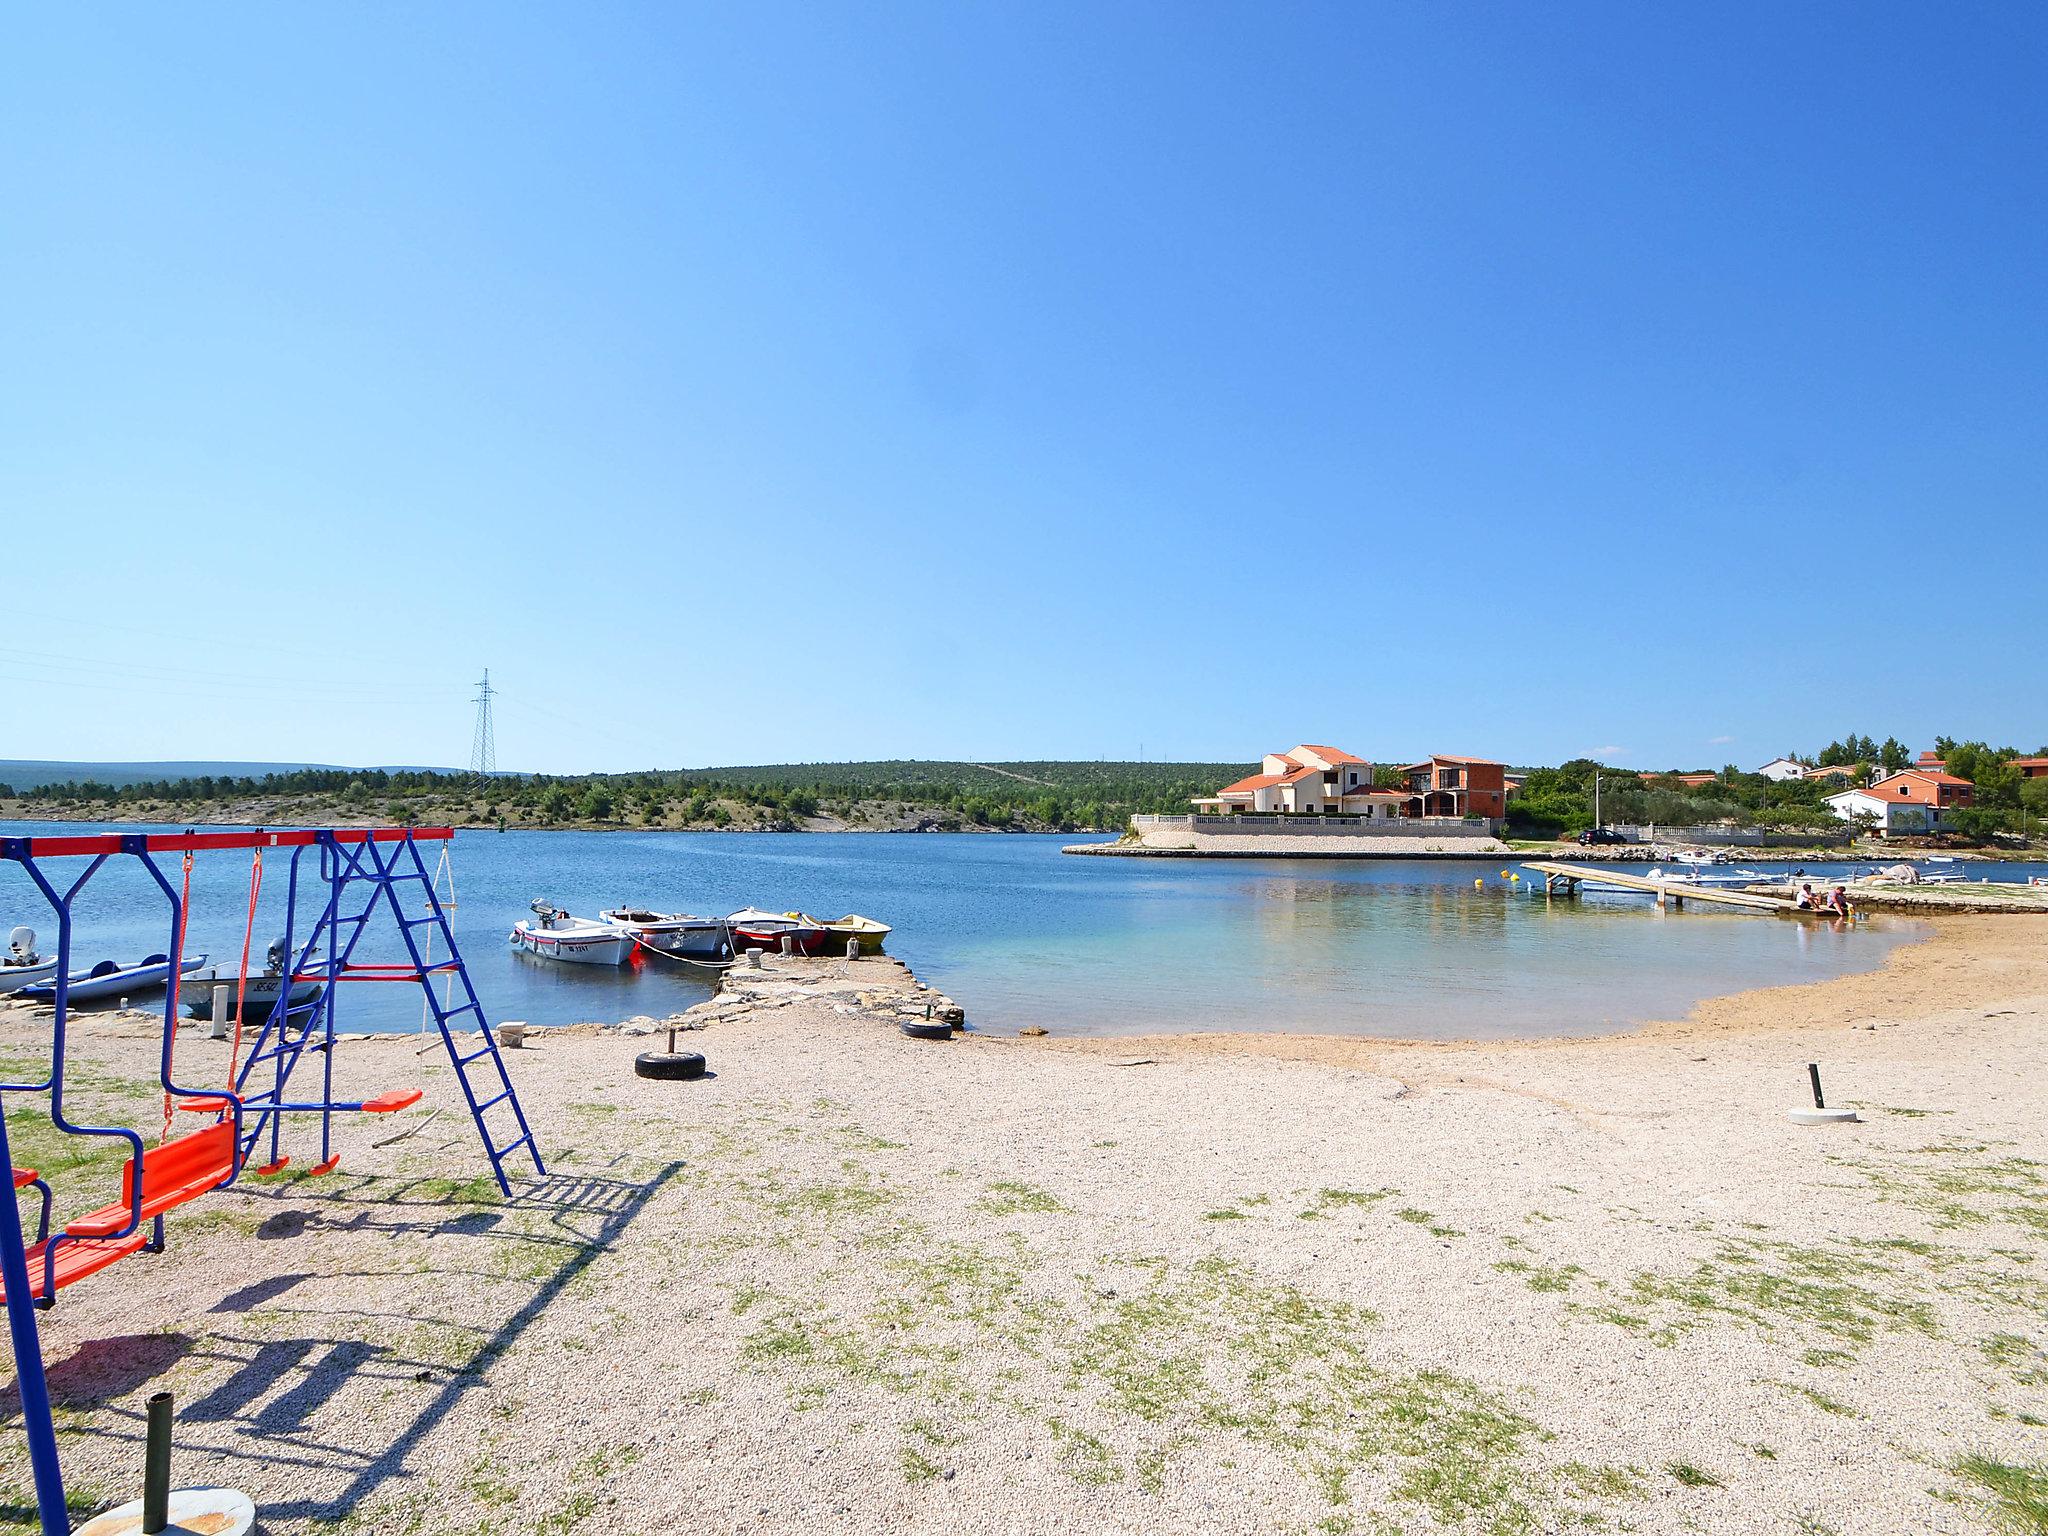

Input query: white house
[1825,787,1935,836]
[1755,758,1806,782]
[1193,745,1404,818]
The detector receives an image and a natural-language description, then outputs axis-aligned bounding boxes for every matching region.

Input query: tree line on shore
[0,761,1252,834]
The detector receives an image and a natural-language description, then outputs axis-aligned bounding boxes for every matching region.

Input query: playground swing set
[0,826,542,1536]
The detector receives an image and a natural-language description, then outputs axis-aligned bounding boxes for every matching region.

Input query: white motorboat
[1647,868,1768,889]
[1671,849,1730,866]
[1,927,59,996]
[599,909,733,960]
[22,952,210,1003]
[510,901,633,966]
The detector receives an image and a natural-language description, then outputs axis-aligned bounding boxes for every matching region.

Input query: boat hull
[25,954,209,1003]
[732,924,833,957]
[511,923,634,966]
[597,912,732,959]
[821,916,891,954]
[0,958,61,996]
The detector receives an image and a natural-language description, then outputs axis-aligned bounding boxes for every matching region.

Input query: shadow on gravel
[244,1163,684,1523]
[6,1332,194,1412]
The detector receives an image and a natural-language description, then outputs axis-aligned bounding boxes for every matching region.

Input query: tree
[1878,737,1909,772]
[578,786,617,821]
[539,784,575,820]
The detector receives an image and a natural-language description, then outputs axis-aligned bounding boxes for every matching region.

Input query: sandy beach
[2,920,2044,1535]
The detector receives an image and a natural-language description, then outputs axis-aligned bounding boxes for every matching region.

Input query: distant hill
[661,760,1253,799]
[0,760,468,792]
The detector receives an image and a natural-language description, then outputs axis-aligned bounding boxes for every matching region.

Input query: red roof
[1877,769,1971,804]
[2011,757,2048,770]
[1218,773,1283,795]
[1295,744,1367,766]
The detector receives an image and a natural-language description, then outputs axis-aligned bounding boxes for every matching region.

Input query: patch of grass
[770,1178,894,1220]
[900,1445,941,1483]
[1494,1259,1583,1294]
[1951,1454,2048,1535]
[1298,1186,1396,1221]
[1980,1332,2048,1386]
[1764,1379,1859,1418]
[1395,1206,1464,1238]
[1610,1236,1941,1348]
[1831,1142,2048,1235]
[1560,1461,1646,1499]
[976,1180,1068,1216]
[1203,1207,1249,1221]
[1802,1347,1854,1369]
[1666,1461,1722,1489]
[1752,1445,1778,1460]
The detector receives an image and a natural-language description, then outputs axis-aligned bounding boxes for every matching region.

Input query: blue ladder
[231,831,543,1195]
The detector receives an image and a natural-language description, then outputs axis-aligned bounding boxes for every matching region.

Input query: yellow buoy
[1475,878,1483,888]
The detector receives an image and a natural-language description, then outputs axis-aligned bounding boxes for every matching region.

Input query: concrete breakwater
[1068,833,1511,859]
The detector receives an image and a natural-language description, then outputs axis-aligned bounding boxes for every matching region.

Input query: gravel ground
[2,925,2045,1536]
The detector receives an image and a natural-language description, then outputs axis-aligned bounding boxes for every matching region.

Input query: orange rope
[227,847,263,1086]
[161,851,195,1143]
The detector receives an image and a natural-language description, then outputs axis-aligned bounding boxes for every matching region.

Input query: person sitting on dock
[1795,882,1819,910]
[1825,885,1852,917]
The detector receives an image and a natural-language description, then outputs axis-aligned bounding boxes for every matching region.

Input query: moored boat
[23,952,210,1003]
[1,928,60,996]
[179,971,326,1022]
[728,908,833,956]
[598,909,733,959]
[820,914,891,954]
[510,901,634,966]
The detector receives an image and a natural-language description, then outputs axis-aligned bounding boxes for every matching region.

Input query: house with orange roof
[1192,745,1383,816]
[2011,756,2048,780]
[1826,768,1974,835]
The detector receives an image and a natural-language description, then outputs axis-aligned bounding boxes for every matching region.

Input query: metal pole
[143,1391,173,1533]
[1807,1063,1825,1110]
[0,1095,69,1536]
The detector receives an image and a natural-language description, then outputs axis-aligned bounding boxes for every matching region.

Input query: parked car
[1577,827,1629,846]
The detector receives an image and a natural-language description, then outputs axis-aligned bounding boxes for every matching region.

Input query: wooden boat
[23,952,209,1003]
[727,908,833,956]
[510,901,633,966]
[1,927,59,996]
[819,914,891,954]
[598,909,733,959]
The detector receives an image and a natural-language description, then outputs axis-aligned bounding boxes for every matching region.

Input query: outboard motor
[530,898,560,930]
[266,936,289,975]
[7,926,37,965]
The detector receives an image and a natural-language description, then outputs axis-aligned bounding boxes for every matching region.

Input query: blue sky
[3,3,2042,774]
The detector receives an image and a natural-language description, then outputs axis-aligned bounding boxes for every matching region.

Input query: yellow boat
[819,914,891,954]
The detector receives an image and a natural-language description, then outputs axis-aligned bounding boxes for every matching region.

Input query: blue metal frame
[0,1095,66,1536]
[0,826,539,1530]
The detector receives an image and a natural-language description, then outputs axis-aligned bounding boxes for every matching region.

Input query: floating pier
[1520,861,1802,914]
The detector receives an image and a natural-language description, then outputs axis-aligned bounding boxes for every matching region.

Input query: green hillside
[3,759,1257,833]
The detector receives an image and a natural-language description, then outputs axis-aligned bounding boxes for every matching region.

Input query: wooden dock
[1520,862,1802,914]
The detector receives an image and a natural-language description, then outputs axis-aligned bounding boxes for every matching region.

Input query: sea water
[4,825,2032,1039]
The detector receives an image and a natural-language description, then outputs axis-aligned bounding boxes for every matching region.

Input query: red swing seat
[62,1121,236,1239]
[0,1232,148,1304]
[363,1088,423,1114]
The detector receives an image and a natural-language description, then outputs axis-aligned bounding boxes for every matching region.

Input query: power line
[470,670,497,785]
